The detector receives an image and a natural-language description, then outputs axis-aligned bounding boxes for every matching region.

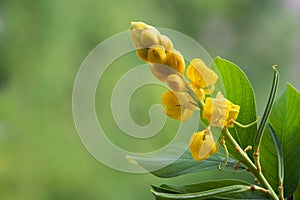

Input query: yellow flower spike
[130,22,186,76]
[166,50,185,75]
[161,90,197,121]
[203,92,240,128]
[166,74,187,92]
[187,58,218,98]
[189,129,219,161]
[147,45,167,64]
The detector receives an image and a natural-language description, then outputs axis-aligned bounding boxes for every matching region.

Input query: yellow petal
[161,91,194,121]
[203,93,240,128]
[226,104,240,127]
[130,21,148,30]
[189,130,218,161]
[189,84,205,101]
[187,58,218,88]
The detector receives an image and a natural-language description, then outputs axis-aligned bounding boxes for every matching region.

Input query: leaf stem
[222,128,279,200]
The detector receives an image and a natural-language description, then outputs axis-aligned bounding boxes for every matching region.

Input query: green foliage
[151,179,269,199]
[135,57,300,199]
[130,144,245,178]
[260,83,300,198]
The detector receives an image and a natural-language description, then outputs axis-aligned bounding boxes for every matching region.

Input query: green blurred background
[0,0,299,199]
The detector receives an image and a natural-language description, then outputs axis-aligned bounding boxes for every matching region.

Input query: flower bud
[130,22,161,49]
[150,64,175,82]
[166,74,187,92]
[166,50,185,75]
[140,29,159,47]
[158,35,173,51]
[136,48,149,62]
[147,45,167,64]
[130,22,148,48]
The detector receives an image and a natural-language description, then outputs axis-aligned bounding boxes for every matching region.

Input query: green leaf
[294,180,300,199]
[151,180,269,199]
[267,124,284,186]
[260,83,300,197]
[212,57,257,159]
[129,144,245,178]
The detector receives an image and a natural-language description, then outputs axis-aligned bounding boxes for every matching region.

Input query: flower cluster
[130,22,240,162]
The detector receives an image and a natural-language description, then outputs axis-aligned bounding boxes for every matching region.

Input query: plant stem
[222,128,279,200]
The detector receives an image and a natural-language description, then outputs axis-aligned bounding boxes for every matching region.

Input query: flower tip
[130,21,148,30]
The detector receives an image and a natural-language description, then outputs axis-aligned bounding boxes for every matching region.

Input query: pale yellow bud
[130,22,149,48]
[130,22,161,48]
[158,35,173,51]
[150,64,176,82]
[140,29,159,47]
[166,74,187,92]
[147,45,167,64]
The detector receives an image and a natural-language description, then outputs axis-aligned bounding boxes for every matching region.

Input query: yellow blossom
[161,90,197,122]
[189,129,218,161]
[203,92,240,127]
[187,58,218,99]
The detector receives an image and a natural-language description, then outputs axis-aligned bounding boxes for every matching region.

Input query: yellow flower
[189,129,219,161]
[203,92,240,127]
[187,58,218,100]
[161,90,197,122]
